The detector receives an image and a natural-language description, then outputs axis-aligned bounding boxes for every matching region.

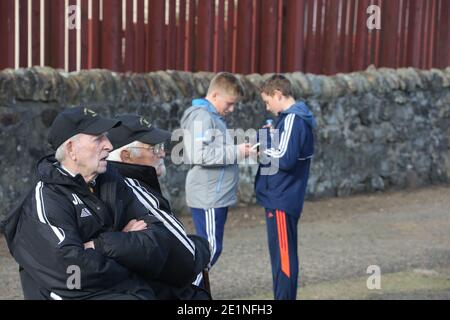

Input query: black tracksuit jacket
[1,155,210,300]
[109,161,211,299]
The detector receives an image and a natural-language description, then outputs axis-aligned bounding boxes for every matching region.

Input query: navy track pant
[191,207,228,286]
[265,208,299,300]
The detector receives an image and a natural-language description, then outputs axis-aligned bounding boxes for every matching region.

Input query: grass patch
[243,267,450,300]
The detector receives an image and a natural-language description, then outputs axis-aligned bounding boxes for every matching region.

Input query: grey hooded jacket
[180,98,239,209]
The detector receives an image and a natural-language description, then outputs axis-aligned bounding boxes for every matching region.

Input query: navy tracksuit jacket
[255,101,316,300]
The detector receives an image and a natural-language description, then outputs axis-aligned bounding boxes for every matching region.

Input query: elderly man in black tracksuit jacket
[107,114,211,299]
[1,107,210,300]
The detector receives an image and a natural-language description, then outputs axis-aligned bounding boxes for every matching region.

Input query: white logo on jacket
[72,194,83,205]
[80,208,92,218]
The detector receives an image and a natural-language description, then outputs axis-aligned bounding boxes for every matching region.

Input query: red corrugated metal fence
[0,0,449,74]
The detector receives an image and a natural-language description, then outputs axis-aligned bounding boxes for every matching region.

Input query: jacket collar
[107,161,162,194]
[37,155,94,195]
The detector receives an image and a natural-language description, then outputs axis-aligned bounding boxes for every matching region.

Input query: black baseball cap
[108,114,171,150]
[48,107,121,150]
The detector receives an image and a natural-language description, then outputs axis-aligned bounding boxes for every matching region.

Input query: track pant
[191,207,228,286]
[265,208,299,300]
[191,207,228,266]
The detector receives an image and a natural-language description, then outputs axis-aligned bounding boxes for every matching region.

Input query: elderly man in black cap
[1,107,210,300]
[107,114,211,299]
[108,115,173,213]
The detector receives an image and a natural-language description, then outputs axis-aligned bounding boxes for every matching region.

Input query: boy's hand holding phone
[238,143,257,157]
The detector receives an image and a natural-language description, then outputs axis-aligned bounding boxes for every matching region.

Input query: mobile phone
[251,142,261,150]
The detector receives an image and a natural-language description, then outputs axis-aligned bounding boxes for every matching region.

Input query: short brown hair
[207,72,244,98]
[260,74,293,97]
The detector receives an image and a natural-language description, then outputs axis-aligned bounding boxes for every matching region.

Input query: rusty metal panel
[225,0,235,72]
[0,0,15,69]
[196,0,214,71]
[124,0,135,72]
[259,0,278,74]
[322,0,339,74]
[167,0,177,70]
[427,0,437,68]
[214,0,226,72]
[406,0,425,68]
[420,0,432,68]
[353,0,369,71]
[48,0,65,69]
[80,0,89,70]
[250,0,260,73]
[43,0,51,66]
[306,0,324,74]
[31,0,41,67]
[101,0,122,71]
[68,0,77,71]
[379,0,400,68]
[134,0,145,72]
[435,0,450,68]
[186,0,196,71]
[305,0,316,73]
[89,0,101,69]
[337,0,348,72]
[177,0,186,70]
[285,0,305,72]
[276,0,283,73]
[147,0,166,71]
[398,0,409,67]
[342,0,356,73]
[236,0,253,74]
[18,0,28,68]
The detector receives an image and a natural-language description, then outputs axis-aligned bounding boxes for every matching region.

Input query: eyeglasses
[129,143,165,155]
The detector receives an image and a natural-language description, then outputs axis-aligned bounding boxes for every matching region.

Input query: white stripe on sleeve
[264,114,295,158]
[124,179,196,256]
[35,182,65,244]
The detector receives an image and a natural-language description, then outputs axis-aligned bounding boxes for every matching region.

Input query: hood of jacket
[192,98,219,114]
[280,101,317,129]
[182,98,225,124]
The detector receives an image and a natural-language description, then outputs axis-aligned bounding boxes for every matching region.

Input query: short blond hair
[207,72,244,98]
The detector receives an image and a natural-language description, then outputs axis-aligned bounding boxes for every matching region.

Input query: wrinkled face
[261,92,282,115]
[128,142,167,177]
[213,92,239,116]
[73,133,113,178]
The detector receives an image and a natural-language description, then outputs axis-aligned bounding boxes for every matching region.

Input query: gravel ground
[1,185,449,300]
[190,186,450,299]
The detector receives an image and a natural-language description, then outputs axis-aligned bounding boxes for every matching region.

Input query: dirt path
[1,186,450,300]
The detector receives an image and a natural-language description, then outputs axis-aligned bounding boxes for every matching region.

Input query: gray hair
[55,134,80,163]
[108,141,141,162]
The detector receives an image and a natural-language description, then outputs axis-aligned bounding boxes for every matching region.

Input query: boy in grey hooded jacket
[180,73,254,284]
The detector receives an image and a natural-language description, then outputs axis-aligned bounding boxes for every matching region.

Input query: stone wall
[1,66,450,219]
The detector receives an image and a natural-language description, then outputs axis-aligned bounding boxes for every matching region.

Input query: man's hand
[238,143,257,158]
[122,219,148,232]
[84,241,95,250]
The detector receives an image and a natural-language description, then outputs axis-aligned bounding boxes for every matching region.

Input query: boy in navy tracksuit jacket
[255,75,316,300]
